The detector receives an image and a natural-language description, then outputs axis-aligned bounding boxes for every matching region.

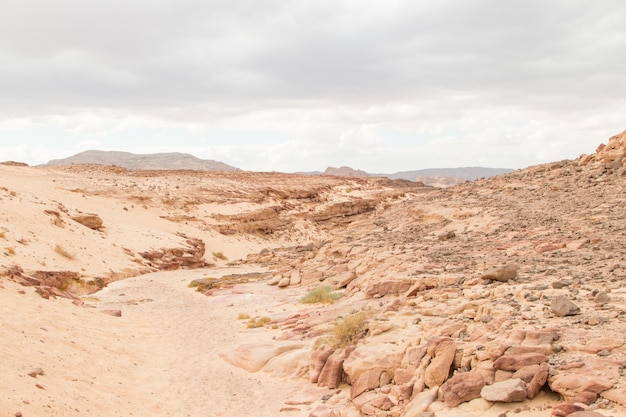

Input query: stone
[526,362,549,399]
[439,371,485,407]
[480,378,527,402]
[493,353,548,371]
[424,337,457,388]
[600,386,626,407]
[480,265,517,282]
[551,295,580,317]
[309,344,334,383]
[549,374,614,404]
[318,347,353,389]
[71,213,104,230]
[569,412,610,417]
[101,309,122,317]
[551,404,585,417]
[277,276,291,287]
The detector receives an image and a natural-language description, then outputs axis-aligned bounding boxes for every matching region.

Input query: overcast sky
[1,1,625,172]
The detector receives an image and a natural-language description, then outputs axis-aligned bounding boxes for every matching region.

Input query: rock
[551,404,585,417]
[101,309,122,317]
[277,276,291,287]
[493,353,548,371]
[290,270,302,286]
[569,412,610,417]
[526,362,549,399]
[424,337,457,388]
[402,387,439,417]
[350,369,385,399]
[600,386,626,407]
[318,347,353,389]
[551,295,580,317]
[549,373,614,404]
[71,213,103,230]
[439,371,485,407]
[480,378,527,402]
[309,344,334,383]
[480,265,517,282]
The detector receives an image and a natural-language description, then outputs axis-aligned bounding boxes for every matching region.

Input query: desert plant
[5,246,15,255]
[54,244,75,260]
[237,313,251,320]
[212,251,228,261]
[247,317,272,328]
[300,286,343,304]
[330,310,371,348]
[0,231,6,239]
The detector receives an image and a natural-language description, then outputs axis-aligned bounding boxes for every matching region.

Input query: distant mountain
[381,167,514,182]
[323,166,369,177]
[45,150,240,172]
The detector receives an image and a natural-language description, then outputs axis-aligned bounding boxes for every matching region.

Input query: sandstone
[480,378,527,402]
[439,371,485,407]
[309,344,334,383]
[551,404,585,417]
[277,276,291,287]
[424,337,456,388]
[551,295,580,317]
[600,386,626,407]
[480,265,518,282]
[549,374,614,404]
[526,362,549,399]
[493,353,548,371]
[71,213,104,230]
[101,309,122,317]
[318,347,353,389]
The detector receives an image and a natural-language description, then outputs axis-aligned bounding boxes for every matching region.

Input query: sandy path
[1,268,315,417]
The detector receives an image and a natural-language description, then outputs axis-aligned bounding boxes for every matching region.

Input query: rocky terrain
[1,130,625,417]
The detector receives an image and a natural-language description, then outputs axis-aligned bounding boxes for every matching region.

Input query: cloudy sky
[1,1,625,172]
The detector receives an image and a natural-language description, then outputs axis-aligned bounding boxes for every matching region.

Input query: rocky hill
[1,130,625,417]
[45,150,240,171]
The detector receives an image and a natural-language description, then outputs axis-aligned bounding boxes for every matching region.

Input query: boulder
[439,371,485,407]
[480,378,527,402]
[318,347,354,389]
[480,265,517,282]
[424,337,456,388]
[309,344,334,383]
[493,353,548,371]
[551,295,580,317]
[549,374,613,404]
[526,362,549,399]
[72,213,104,230]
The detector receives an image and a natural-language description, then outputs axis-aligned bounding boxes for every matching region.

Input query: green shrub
[300,286,343,304]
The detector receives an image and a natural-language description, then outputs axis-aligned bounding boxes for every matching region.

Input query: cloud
[0,1,625,171]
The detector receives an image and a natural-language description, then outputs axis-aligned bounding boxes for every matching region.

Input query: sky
[1,1,625,173]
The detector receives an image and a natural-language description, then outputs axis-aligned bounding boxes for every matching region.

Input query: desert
[1,130,626,417]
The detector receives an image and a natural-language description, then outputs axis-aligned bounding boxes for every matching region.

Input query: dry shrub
[54,244,75,260]
[331,310,371,348]
[247,317,271,328]
[300,286,343,304]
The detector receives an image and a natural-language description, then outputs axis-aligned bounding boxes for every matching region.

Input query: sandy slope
[0,267,319,417]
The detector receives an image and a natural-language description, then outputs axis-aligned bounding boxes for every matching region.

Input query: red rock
[526,362,549,399]
[480,265,517,282]
[439,371,485,407]
[480,378,527,402]
[493,353,547,371]
[549,374,614,404]
[309,344,334,383]
[551,404,585,417]
[318,347,353,389]
[424,337,456,388]
[600,386,626,407]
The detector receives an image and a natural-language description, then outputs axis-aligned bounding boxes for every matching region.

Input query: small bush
[54,244,75,260]
[330,310,370,348]
[247,317,271,328]
[237,313,251,320]
[300,286,343,304]
[212,251,228,261]
[0,231,6,239]
[5,246,15,255]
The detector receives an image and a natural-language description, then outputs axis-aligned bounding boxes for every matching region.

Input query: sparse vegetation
[246,317,272,328]
[54,244,76,260]
[237,313,251,320]
[0,231,5,239]
[212,251,228,261]
[5,246,15,255]
[330,310,371,348]
[300,286,343,304]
